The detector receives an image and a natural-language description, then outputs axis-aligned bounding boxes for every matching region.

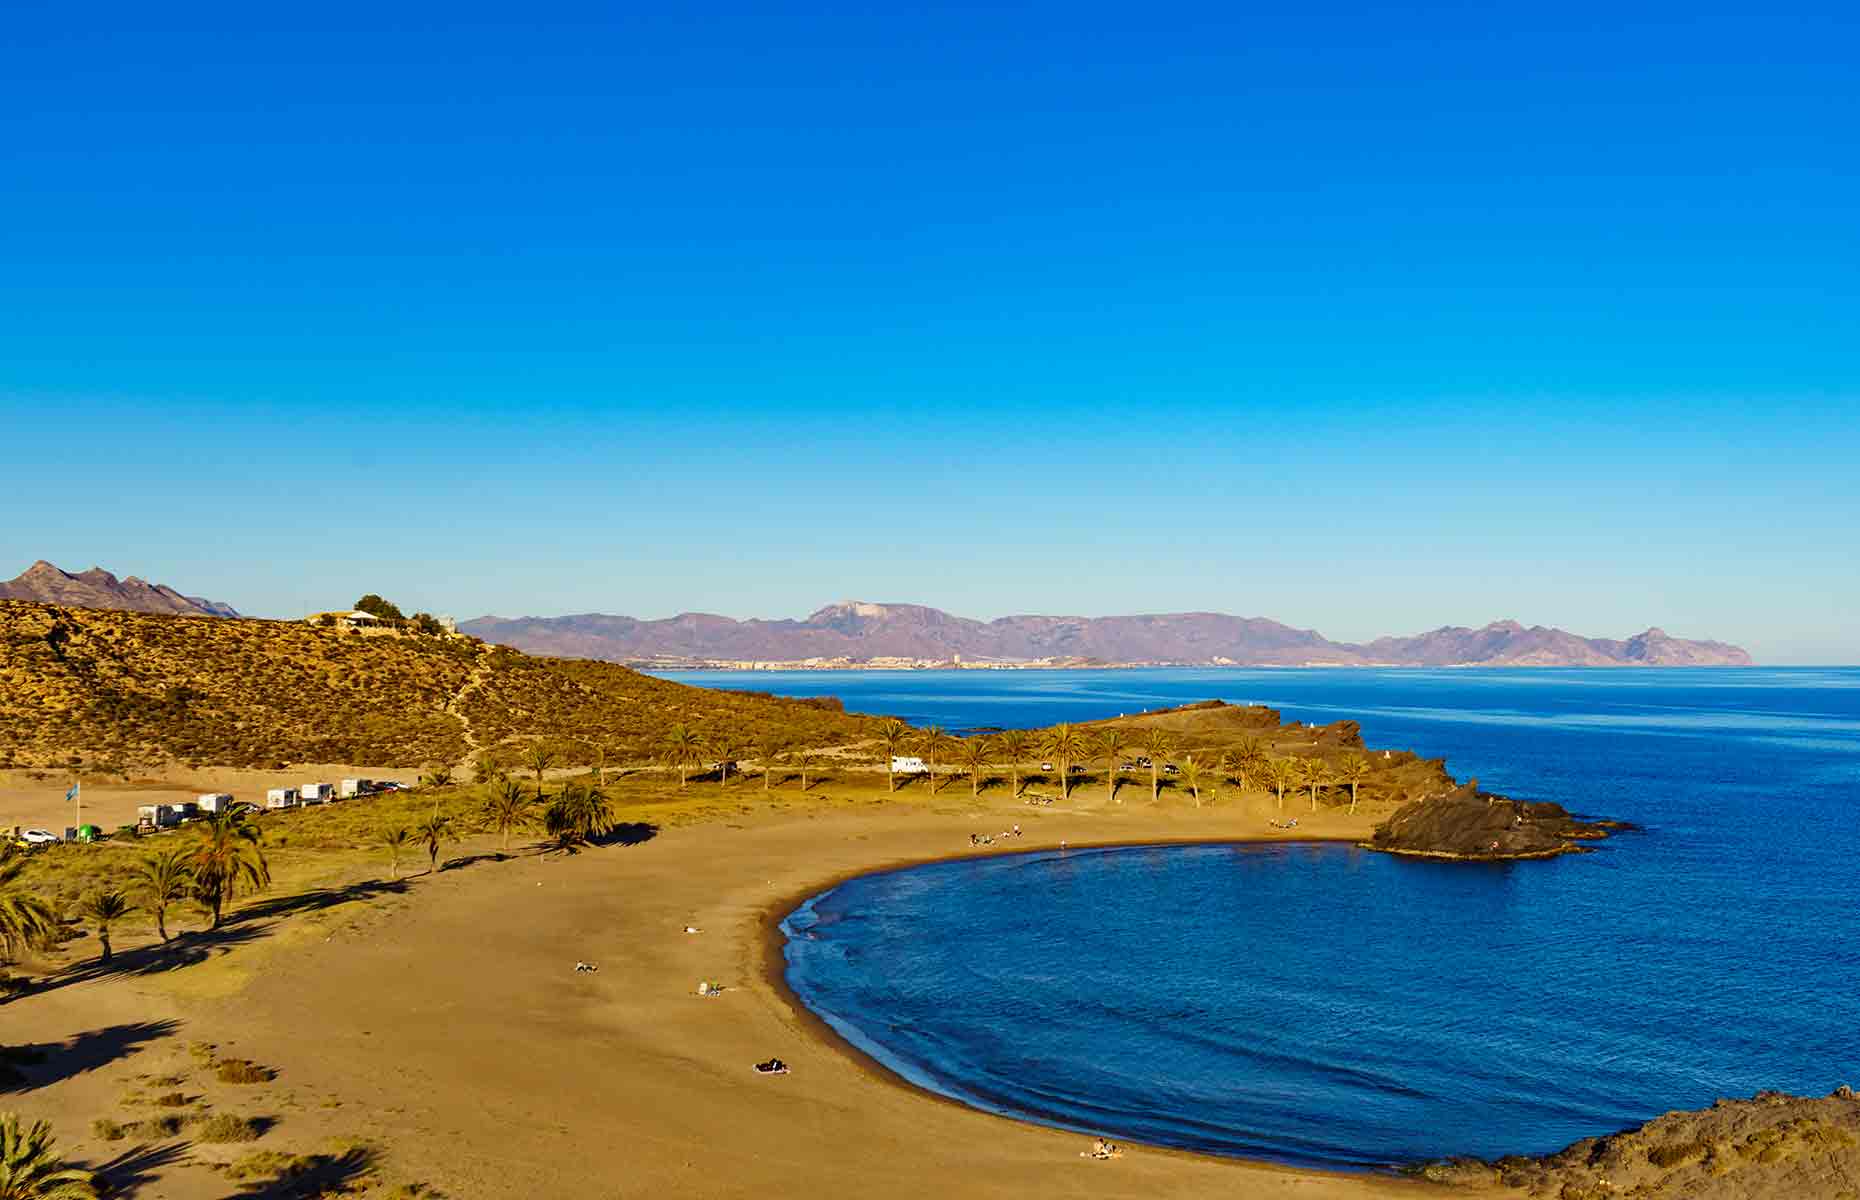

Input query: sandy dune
[9,794,1467,1198]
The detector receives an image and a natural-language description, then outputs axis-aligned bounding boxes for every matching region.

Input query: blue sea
[664,667,1860,1168]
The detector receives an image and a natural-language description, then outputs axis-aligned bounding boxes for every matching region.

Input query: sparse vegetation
[189,1113,262,1143]
[215,1058,276,1085]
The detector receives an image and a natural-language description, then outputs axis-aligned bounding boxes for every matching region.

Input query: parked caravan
[265,788,299,809]
[171,801,199,822]
[197,793,234,813]
[339,778,373,799]
[890,756,928,774]
[137,804,179,829]
[300,782,336,804]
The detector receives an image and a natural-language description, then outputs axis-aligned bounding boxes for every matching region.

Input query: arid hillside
[0,601,874,772]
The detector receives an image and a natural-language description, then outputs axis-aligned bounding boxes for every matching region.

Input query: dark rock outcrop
[1366,784,1629,860]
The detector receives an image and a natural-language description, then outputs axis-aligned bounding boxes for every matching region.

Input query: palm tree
[996,730,1031,797]
[662,724,700,788]
[188,803,270,929]
[876,718,911,793]
[1044,724,1086,800]
[72,891,133,965]
[481,781,536,853]
[471,750,503,786]
[956,736,991,798]
[525,742,555,800]
[754,733,787,793]
[711,737,743,788]
[0,1113,99,1199]
[416,810,455,875]
[1234,737,1267,793]
[1139,728,1173,803]
[129,847,193,942]
[545,783,617,849]
[0,852,58,966]
[419,764,454,790]
[1097,730,1128,804]
[919,726,948,794]
[1178,755,1207,808]
[377,826,413,878]
[1339,754,1373,815]
[1297,758,1331,813]
[1265,758,1297,812]
[791,746,819,793]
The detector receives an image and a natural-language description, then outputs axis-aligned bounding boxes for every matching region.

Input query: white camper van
[890,756,928,774]
[339,778,372,799]
[197,793,234,814]
[137,804,179,829]
[265,788,299,809]
[300,782,335,805]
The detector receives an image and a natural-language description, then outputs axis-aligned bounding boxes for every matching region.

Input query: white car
[20,828,59,846]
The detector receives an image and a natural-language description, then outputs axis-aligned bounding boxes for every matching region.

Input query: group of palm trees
[621,717,1379,814]
[0,804,271,978]
[865,721,1375,811]
[382,747,622,879]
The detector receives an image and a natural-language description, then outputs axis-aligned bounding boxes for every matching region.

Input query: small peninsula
[1366,783,1632,860]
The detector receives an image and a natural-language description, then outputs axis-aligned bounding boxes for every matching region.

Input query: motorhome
[890,756,928,774]
[197,793,234,813]
[300,782,336,804]
[339,778,373,799]
[265,788,299,809]
[171,801,199,822]
[137,804,179,829]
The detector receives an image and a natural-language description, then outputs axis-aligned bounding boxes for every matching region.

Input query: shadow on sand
[1,1019,184,1094]
[225,1145,379,1197]
[87,1141,192,1197]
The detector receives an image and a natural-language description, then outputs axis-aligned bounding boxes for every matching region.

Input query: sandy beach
[6,784,1474,1198]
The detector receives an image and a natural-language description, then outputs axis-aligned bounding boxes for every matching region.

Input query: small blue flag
[65,781,80,803]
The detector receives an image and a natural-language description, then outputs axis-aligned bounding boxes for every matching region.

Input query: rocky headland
[1366,783,1631,860]
[1417,1087,1860,1198]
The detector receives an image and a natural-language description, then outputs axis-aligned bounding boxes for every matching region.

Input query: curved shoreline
[756,832,1399,1182]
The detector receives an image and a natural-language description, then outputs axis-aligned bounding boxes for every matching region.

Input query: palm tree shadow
[224,1145,378,1197]
[224,878,409,927]
[592,821,657,848]
[87,1140,191,1196]
[1,1019,184,1093]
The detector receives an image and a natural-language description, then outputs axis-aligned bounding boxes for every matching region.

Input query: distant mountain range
[0,561,239,619]
[461,601,1753,668]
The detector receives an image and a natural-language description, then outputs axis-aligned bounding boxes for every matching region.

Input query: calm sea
[662,667,1860,1168]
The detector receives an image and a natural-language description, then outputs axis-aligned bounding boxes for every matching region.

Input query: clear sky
[3,3,1855,662]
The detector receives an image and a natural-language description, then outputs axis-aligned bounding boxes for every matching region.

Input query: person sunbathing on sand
[1081,1138,1122,1160]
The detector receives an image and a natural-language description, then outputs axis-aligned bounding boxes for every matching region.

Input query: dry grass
[215,1058,276,1084]
[191,1112,264,1143]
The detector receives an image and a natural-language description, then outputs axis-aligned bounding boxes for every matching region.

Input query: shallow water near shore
[680,667,1860,1167]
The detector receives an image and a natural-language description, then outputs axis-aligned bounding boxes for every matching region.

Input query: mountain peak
[461,604,1753,668]
[0,561,238,619]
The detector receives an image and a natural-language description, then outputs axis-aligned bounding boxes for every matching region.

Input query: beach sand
[8,787,1477,1197]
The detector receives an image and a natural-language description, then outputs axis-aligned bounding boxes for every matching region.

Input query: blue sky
[3,3,1855,662]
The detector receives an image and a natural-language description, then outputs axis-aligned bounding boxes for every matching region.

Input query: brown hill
[0,601,874,772]
[461,602,1753,667]
[1421,1087,1860,1198]
[0,560,239,618]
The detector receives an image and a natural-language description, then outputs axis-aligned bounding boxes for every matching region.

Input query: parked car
[18,828,59,846]
[1163,763,1180,775]
[1039,761,1054,771]
[1135,756,1153,767]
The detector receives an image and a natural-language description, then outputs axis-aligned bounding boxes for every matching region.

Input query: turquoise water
[666,668,1860,1167]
